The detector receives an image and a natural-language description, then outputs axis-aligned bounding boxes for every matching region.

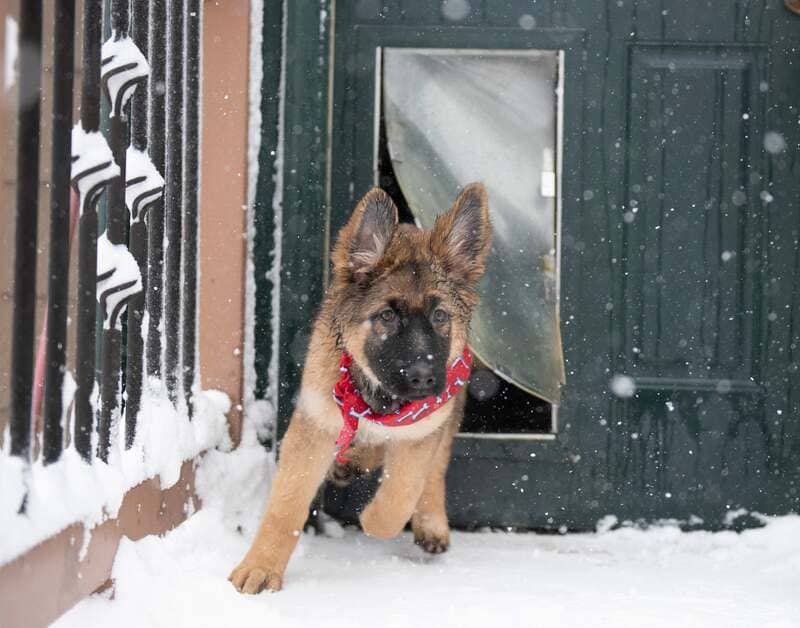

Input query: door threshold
[456,432,557,441]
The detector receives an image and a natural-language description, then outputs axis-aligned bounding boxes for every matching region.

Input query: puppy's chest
[355,403,452,443]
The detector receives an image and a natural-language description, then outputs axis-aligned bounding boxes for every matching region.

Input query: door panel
[623,44,767,386]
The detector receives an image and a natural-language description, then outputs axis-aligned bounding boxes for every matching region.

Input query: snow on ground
[53,429,800,628]
[54,513,800,628]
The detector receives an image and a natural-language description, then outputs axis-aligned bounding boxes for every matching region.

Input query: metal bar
[103,127,128,243]
[98,0,133,461]
[124,0,150,448]
[98,152,126,459]
[42,0,77,465]
[97,293,122,460]
[109,0,129,37]
[75,209,99,462]
[80,1,101,132]
[181,0,200,414]
[74,0,104,461]
[130,2,149,152]
[146,0,167,380]
[164,0,185,403]
[9,1,43,460]
[104,4,130,246]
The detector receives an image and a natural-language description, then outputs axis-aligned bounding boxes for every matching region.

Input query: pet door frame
[372,46,565,441]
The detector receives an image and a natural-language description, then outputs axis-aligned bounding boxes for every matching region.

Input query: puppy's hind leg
[229,413,335,593]
[327,443,385,487]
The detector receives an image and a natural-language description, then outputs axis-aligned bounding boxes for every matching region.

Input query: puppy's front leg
[412,397,464,553]
[229,414,335,593]
[359,432,442,539]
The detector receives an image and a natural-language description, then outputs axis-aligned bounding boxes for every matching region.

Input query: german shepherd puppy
[229,183,491,593]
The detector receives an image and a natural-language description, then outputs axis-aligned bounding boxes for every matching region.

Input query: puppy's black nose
[406,361,437,394]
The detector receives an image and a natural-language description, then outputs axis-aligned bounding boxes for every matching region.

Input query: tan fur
[228,410,336,593]
[327,443,385,486]
[412,390,466,553]
[360,430,444,539]
[230,184,490,593]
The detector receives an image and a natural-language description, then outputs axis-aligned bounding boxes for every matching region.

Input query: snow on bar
[71,125,120,216]
[96,233,143,331]
[101,34,150,118]
[125,147,164,224]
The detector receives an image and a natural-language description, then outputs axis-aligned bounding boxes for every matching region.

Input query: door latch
[540,147,556,198]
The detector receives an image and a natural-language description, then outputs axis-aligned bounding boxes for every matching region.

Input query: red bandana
[332,346,473,463]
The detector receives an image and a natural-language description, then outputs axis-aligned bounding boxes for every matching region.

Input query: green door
[259,0,800,529]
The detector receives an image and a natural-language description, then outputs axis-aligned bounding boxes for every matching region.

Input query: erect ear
[430,182,491,282]
[331,187,398,281]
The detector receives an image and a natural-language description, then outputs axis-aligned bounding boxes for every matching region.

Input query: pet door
[379,48,564,435]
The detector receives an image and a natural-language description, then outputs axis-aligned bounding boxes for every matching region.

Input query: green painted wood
[273,0,334,440]
[260,0,800,528]
[252,0,285,408]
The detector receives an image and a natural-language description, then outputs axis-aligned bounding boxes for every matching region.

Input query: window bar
[123,0,153,448]
[9,1,43,460]
[73,0,106,461]
[97,1,147,460]
[181,0,200,415]
[146,0,167,381]
[164,0,185,403]
[42,0,77,464]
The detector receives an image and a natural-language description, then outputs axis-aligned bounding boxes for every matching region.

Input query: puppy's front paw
[229,557,284,594]
[412,512,450,554]
[360,502,406,540]
[414,530,449,554]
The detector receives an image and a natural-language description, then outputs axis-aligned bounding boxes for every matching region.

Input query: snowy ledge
[0,387,231,566]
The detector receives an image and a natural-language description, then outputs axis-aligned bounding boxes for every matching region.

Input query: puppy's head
[331,183,491,401]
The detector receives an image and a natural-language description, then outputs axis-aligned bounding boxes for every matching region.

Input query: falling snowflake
[610,374,636,398]
[442,0,471,21]
[764,131,786,154]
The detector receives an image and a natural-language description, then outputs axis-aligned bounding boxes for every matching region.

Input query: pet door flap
[382,48,564,403]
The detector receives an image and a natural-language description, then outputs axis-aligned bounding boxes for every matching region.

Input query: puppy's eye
[432,308,449,324]
[380,308,396,323]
